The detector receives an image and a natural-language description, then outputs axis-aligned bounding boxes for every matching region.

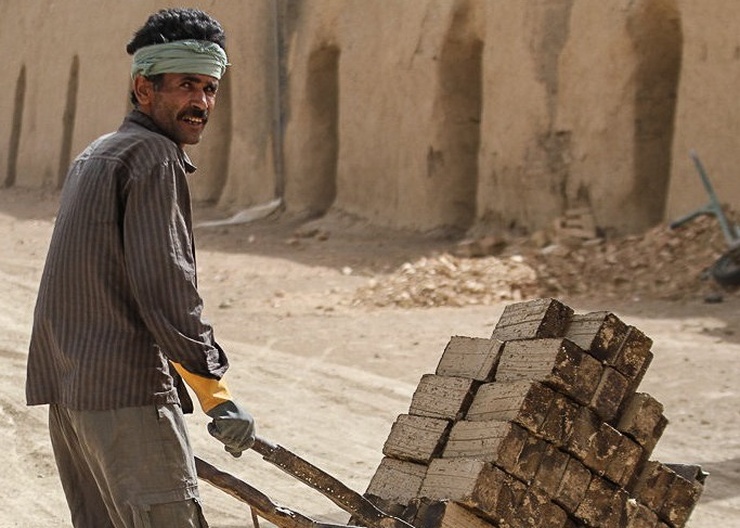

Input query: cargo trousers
[48,403,208,527]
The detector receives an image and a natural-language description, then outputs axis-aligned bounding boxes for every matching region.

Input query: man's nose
[190,89,209,108]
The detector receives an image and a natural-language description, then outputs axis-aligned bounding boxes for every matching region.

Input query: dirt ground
[1,187,739,527]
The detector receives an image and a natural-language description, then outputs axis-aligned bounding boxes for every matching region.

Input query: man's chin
[176,122,206,146]
[178,132,204,146]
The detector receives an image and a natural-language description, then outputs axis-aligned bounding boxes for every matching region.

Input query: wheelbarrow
[196,436,415,528]
[670,149,740,288]
[669,149,740,247]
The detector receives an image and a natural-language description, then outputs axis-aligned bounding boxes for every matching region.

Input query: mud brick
[396,499,425,525]
[497,338,600,405]
[659,470,704,528]
[443,421,543,483]
[581,422,623,478]
[383,414,451,464]
[532,443,570,497]
[589,366,631,423]
[506,488,568,528]
[564,311,630,362]
[443,420,523,464]
[630,461,675,512]
[395,499,426,526]
[514,433,549,484]
[420,458,526,522]
[574,475,628,526]
[566,406,601,462]
[566,411,641,484]
[605,486,632,526]
[573,352,604,406]
[625,499,660,528]
[537,499,569,528]
[610,326,653,387]
[540,391,580,447]
[366,457,428,505]
[491,298,574,341]
[360,495,409,523]
[567,413,624,478]
[466,380,555,434]
[617,393,668,455]
[554,456,592,513]
[436,336,504,381]
[409,499,495,528]
[604,435,644,488]
[410,374,477,421]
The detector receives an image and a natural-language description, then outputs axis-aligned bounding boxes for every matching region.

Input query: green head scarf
[131,39,228,80]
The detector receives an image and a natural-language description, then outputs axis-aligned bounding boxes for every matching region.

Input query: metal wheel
[710,245,740,287]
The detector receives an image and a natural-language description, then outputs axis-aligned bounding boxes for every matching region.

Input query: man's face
[138,72,219,146]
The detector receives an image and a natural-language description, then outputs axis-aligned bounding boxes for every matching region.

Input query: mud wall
[668,1,740,225]
[280,0,683,234]
[0,0,737,236]
[0,0,278,208]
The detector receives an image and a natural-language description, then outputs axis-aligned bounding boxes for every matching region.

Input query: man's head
[127,9,228,146]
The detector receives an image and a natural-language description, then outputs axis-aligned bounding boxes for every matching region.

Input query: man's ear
[133,76,154,108]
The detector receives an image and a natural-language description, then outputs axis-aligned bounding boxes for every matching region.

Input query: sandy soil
[1,187,738,527]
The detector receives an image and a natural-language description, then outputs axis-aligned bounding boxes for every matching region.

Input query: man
[26,8,254,527]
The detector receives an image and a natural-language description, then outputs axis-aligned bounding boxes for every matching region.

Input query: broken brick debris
[353,211,735,308]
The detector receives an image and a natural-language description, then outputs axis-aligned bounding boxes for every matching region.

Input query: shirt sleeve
[123,158,229,379]
[171,362,233,412]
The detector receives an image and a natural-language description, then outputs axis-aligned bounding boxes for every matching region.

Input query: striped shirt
[26,110,229,412]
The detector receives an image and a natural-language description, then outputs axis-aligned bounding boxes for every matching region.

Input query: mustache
[178,107,209,121]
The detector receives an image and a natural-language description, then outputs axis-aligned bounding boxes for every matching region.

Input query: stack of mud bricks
[363,298,706,528]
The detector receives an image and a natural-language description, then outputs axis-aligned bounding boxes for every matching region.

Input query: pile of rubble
[352,254,541,308]
[363,298,706,528]
[353,212,733,308]
[533,212,730,301]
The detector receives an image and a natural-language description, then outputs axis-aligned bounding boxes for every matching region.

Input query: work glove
[206,400,256,457]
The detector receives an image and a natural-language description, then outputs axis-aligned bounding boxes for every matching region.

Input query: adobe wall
[282,0,488,229]
[0,0,278,207]
[282,0,685,234]
[1,1,738,236]
[668,1,740,225]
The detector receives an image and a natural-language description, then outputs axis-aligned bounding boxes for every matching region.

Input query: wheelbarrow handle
[249,435,414,528]
[251,435,278,456]
[195,456,350,528]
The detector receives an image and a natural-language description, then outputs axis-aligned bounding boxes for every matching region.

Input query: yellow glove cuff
[171,362,233,413]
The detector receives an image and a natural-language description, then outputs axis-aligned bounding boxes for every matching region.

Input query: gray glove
[206,400,256,457]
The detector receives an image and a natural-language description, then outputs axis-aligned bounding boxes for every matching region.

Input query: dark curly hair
[127,8,227,105]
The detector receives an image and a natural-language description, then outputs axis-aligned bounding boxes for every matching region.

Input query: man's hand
[206,400,256,457]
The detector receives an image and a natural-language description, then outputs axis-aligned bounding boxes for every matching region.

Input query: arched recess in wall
[433,9,483,230]
[301,45,340,216]
[629,0,682,226]
[58,55,80,188]
[5,65,26,188]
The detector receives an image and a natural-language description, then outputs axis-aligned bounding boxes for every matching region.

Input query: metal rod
[689,149,740,246]
[250,506,261,528]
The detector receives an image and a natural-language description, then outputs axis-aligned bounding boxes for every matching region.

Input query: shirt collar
[123,110,197,173]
